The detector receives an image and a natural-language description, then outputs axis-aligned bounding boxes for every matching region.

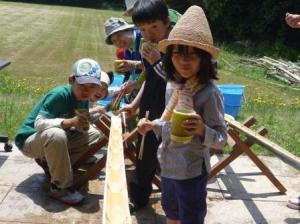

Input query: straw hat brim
[158,39,219,60]
[105,24,135,45]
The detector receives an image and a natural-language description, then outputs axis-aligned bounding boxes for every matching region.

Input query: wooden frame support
[74,114,161,189]
[209,116,287,193]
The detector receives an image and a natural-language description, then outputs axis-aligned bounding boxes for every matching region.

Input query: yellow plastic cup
[171,109,194,142]
[114,60,124,73]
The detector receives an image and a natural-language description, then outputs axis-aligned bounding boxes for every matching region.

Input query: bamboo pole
[138,110,149,160]
[225,115,300,171]
[102,115,131,224]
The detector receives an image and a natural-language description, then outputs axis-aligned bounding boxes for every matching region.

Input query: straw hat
[158,5,219,59]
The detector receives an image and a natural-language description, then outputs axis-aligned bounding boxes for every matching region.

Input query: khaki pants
[22,126,102,189]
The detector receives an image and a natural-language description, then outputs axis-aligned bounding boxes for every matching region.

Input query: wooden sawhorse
[73,114,161,189]
[209,115,287,193]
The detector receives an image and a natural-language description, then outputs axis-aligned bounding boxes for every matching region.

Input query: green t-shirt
[15,85,88,150]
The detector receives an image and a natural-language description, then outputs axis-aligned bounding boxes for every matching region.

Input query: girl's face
[171,46,201,81]
[111,30,133,49]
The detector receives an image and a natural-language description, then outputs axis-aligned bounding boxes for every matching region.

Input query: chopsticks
[111,89,125,112]
[138,110,149,160]
[121,111,128,148]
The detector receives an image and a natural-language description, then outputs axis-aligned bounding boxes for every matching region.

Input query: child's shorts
[161,168,208,224]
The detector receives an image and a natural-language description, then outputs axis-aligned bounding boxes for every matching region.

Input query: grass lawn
[0,1,299,157]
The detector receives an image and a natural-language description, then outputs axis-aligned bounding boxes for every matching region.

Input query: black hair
[132,0,169,25]
[163,45,218,84]
[106,71,114,85]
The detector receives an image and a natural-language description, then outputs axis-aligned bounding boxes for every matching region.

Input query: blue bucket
[218,84,245,117]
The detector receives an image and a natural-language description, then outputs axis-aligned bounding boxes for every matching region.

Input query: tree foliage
[203,0,300,50]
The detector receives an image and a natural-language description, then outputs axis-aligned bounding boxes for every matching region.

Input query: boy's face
[137,19,170,43]
[90,83,108,102]
[70,77,99,101]
[111,30,133,49]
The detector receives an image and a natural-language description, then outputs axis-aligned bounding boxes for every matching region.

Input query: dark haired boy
[121,0,181,212]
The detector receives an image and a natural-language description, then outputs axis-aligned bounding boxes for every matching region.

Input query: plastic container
[218,84,245,117]
[171,109,194,143]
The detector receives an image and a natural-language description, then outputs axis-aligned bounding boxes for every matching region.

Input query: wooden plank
[73,137,108,169]
[73,155,107,188]
[0,59,10,70]
[225,115,300,171]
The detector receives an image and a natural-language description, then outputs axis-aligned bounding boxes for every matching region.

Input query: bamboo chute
[102,115,131,224]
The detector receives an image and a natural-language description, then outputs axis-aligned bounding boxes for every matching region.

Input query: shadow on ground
[15,173,102,214]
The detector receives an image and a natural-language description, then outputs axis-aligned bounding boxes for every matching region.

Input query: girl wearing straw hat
[137,6,227,224]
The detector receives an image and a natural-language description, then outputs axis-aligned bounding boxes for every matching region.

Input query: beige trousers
[22,126,102,189]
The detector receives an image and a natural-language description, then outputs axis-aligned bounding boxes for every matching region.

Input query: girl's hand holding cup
[182,114,205,137]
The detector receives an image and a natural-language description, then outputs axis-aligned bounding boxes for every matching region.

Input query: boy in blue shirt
[104,17,143,97]
[15,58,106,205]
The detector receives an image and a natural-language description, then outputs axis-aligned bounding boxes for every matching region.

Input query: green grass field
[0,1,299,157]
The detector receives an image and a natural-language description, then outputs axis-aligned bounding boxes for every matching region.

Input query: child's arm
[198,92,228,149]
[153,60,167,80]
[35,113,88,132]
[89,106,106,114]
[119,81,145,119]
[137,118,164,139]
[286,13,300,29]
[117,60,143,73]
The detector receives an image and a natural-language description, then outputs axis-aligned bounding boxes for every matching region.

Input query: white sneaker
[287,197,300,210]
[48,184,84,205]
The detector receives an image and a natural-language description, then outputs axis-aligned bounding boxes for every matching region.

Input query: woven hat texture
[158,5,219,59]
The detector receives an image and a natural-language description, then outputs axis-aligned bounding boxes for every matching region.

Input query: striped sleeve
[153,60,167,80]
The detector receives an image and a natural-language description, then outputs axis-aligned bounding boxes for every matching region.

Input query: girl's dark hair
[163,45,218,84]
[132,0,169,25]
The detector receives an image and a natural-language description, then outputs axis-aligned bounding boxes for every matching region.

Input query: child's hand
[182,114,205,137]
[119,104,138,120]
[62,112,89,129]
[117,60,137,73]
[73,112,89,128]
[286,13,300,29]
[112,81,137,96]
[142,44,161,65]
[89,106,106,115]
[137,118,154,135]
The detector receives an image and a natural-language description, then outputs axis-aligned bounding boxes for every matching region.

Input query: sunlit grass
[0,1,299,157]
